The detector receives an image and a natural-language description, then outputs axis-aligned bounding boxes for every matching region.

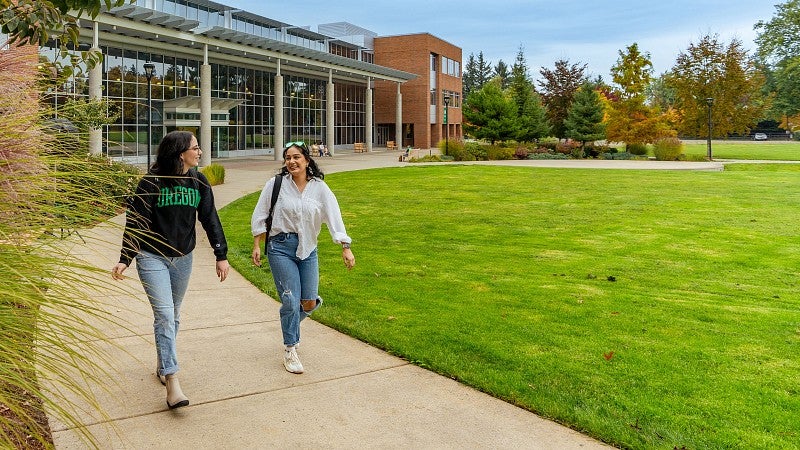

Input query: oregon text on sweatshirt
[119,168,227,266]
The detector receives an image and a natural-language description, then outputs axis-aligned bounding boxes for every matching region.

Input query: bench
[386,140,397,151]
[354,142,366,153]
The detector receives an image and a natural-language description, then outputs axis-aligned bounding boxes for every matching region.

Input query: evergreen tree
[516,91,550,143]
[564,81,606,152]
[494,60,509,90]
[463,53,478,99]
[476,52,493,89]
[509,45,532,115]
[463,79,518,144]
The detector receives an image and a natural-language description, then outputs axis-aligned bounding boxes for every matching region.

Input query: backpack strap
[264,174,282,253]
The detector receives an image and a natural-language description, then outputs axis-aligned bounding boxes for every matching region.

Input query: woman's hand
[216,259,230,282]
[252,234,264,266]
[111,263,128,280]
[342,248,355,270]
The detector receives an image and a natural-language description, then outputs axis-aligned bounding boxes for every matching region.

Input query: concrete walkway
[49,151,725,449]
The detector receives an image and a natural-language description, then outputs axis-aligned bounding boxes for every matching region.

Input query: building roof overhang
[92,5,416,84]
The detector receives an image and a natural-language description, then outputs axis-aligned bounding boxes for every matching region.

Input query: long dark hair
[151,131,194,179]
[279,142,324,180]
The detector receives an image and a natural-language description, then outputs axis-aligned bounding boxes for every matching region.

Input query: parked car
[754,132,768,141]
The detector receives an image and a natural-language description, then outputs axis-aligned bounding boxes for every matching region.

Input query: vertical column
[274,60,284,160]
[395,82,403,148]
[200,44,211,167]
[88,21,102,156]
[326,70,335,156]
[365,78,373,152]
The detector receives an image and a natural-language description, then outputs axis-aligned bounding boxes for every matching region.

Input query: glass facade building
[38,0,414,163]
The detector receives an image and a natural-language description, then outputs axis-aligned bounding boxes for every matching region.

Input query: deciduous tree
[538,59,587,139]
[1,0,125,72]
[668,34,766,138]
[755,0,800,130]
[606,43,673,144]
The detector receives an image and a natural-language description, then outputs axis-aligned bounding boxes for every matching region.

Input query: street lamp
[144,62,156,169]
[705,97,714,161]
[443,94,450,156]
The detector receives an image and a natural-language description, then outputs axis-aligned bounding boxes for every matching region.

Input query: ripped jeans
[267,233,322,346]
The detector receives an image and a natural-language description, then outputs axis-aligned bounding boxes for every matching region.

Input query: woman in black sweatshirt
[112,131,229,409]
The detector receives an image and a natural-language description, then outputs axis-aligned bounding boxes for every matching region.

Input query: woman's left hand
[216,259,230,282]
[342,248,355,270]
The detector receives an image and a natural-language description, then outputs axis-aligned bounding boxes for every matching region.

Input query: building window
[441,56,460,77]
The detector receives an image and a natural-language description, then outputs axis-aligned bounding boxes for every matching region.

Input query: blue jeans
[267,233,322,346]
[135,250,193,376]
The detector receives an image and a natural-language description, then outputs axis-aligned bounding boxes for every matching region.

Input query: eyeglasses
[284,141,306,149]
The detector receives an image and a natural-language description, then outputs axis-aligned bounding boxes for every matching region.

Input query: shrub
[462,142,485,161]
[626,142,648,156]
[527,152,569,160]
[538,138,559,150]
[555,140,580,157]
[584,144,609,159]
[601,151,635,160]
[652,137,684,161]
[513,147,529,160]
[487,145,514,160]
[201,163,226,185]
[437,138,464,158]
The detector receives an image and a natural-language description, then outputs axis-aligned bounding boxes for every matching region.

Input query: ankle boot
[165,374,189,409]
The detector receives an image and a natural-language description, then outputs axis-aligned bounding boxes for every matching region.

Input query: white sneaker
[283,347,304,374]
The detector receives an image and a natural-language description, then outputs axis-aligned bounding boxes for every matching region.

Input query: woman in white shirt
[251,141,355,374]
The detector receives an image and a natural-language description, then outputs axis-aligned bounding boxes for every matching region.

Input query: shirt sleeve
[251,176,276,237]
[196,171,228,261]
[118,176,157,266]
[320,181,351,245]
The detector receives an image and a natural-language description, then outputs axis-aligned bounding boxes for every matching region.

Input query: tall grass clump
[652,137,684,161]
[1,45,137,449]
[200,163,225,185]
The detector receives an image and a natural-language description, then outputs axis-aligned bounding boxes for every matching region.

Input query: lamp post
[705,97,714,161]
[144,62,156,169]
[443,94,450,156]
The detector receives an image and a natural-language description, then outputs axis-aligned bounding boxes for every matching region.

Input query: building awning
[162,96,245,114]
[200,26,415,81]
[107,4,200,32]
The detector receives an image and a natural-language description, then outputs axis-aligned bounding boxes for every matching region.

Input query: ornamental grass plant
[1,45,138,449]
[219,163,800,449]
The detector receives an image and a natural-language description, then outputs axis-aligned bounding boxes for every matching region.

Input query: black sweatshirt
[119,169,228,266]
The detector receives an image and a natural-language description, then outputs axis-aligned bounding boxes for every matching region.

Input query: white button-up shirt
[251,174,351,259]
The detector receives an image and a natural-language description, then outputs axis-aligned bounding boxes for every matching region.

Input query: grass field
[682,140,800,160]
[218,163,800,449]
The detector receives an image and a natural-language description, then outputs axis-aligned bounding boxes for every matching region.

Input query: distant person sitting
[311,143,320,156]
[320,143,330,157]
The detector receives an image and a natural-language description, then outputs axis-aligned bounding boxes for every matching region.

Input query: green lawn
[683,140,800,160]
[219,164,800,449]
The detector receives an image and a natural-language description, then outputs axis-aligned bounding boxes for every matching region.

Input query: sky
[232,0,779,82]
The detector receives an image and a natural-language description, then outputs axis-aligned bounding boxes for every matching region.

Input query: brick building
[374,33,463,150]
